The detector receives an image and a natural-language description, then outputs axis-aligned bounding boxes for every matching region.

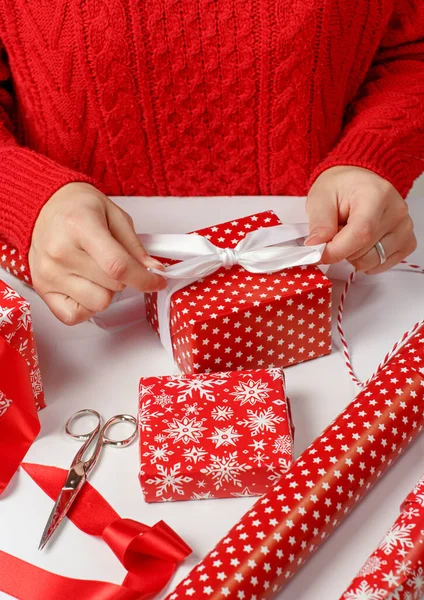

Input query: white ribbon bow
[137,223,325,355]
[92,223,326,352]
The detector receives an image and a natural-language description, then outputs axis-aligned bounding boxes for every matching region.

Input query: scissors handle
[65,409,102,441]
[101,414,138,447]
[65,409,102,470]
[65,409,138,476]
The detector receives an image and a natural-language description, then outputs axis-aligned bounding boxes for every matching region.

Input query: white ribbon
[92,223,326,349]
[135,223,325,355]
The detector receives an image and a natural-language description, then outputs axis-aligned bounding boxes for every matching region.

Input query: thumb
[304,187,339,246]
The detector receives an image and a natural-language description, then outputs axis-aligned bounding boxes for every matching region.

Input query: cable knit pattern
[0,0,424,269]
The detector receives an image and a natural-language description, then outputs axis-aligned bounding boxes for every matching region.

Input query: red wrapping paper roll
[166,327,424,600]
[340,474,424,600]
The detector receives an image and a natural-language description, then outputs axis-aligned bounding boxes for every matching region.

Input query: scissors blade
[38,462,87,550]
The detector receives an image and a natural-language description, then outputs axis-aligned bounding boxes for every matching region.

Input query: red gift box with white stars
[0,280,44,411]
[340,474,424,600]
[138,368,294,502]
[166,327,424,600]
[0,244,31,283]
[145,211,332,374]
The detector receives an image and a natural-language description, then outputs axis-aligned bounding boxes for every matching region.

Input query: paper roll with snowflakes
[165,327,424,600]
[340,474,424,600]
[138,368,294,502]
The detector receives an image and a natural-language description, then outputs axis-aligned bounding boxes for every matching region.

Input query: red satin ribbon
[0,338,40,494]
[0,463,191,600]
[0,551,141,600]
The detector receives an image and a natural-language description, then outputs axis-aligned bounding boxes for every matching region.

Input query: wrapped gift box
[0,280,44,493]
[0,280,44,409]
[138,368,293,502]
[0,243,31,283]
[145,211,332,374]
[340,473,424,600]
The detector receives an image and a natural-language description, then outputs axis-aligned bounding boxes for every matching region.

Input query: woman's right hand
[29,182,167,325]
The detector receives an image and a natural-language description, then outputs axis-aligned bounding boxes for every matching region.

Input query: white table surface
[1,178,424,600]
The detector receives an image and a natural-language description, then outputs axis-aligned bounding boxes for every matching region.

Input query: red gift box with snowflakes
[145,211,332,374]
[138,368,293,502]
[0,280,44,411]
[340,474,424,600]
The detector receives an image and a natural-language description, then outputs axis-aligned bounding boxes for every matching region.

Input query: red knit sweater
[0,1,424,266]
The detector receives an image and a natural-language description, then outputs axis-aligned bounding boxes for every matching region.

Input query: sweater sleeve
[0,42,93,268]
[310,2,424,198]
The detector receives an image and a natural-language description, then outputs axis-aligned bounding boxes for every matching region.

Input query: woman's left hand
[305,166,417,273]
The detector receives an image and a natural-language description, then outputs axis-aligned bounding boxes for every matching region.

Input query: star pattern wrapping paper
[340,475,424,600]
[145,211,332,374]
[166,328,424,600]
[0,280,44,411]
[0,243,31,283]
[138,369,294,502]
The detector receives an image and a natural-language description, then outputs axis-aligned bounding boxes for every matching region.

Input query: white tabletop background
[1,177,423,600]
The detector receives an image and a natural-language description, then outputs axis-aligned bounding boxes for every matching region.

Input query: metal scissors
[39,408,138,550]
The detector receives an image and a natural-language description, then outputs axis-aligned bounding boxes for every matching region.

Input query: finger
[346,201,408,262]
[56,275,115,313]
[368,250,411,275]
[70,249,127,292]
[304,189,339,246]
[323,201,385,264]
[349,218,414,273]
[106,205,164,271]
[42,292,94,326]
[348,217,416,273]
[41,243,128,293]
[349,237,390,273]
[367,234,417,275]
[78,215,167,292]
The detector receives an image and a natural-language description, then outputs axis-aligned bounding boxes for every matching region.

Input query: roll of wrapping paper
[340,474,424,600]
[166,326,424,600]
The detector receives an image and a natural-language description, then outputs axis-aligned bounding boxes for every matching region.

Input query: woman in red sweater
[0,1,422,325]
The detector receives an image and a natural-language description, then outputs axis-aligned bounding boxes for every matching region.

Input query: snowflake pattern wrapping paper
[138,369,294,502]
[0,279,43,493]
[165,327,424,600]
[340,475,424,600]
[0,280,44,410]
[145,211,332,374]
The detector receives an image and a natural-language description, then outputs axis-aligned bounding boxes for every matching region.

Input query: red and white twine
[338,261,424,388]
